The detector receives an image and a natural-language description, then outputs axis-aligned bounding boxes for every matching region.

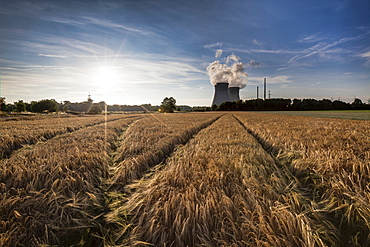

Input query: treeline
[214,98,370,111]
[0,99,158,114]
[1,99,96,113]
[1,99,60,113]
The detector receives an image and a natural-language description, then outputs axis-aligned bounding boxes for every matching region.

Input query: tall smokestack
[264,78,266,100]
[257,86,259,99]
[228,87,240,102]
[212,82,230,106]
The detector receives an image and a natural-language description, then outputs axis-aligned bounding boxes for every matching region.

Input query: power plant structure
[228,87,240,102]
[207,54,248,106]
[211,77,268,105]
[211,82,241,106]
[256,78,267,100]
[212,82,229,106]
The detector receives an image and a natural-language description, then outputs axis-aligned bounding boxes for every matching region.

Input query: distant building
[62,94,93,112]
[177,105,192,112]
[107,104,158,112]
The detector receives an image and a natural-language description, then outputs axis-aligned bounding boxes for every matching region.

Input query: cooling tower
[228,87,240,102]
[212,82,230,106]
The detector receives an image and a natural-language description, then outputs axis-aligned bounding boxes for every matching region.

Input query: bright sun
[95,67,119,89]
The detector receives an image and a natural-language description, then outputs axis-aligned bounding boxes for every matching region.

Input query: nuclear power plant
[211,83,241,106]
[228,87,240,102]
[212,82,230,106]
[207,53,248,106]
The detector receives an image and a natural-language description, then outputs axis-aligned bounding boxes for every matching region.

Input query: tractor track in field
[1,115,141,159]
[111,113,329,246]
[103,114,224,243]
[233,113,329,195]
[232,113,350,246]
[232,113,322,201]
[107,114,225,192]
[0,115,146,247]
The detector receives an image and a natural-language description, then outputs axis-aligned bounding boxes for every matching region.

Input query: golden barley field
[0,112,369,246]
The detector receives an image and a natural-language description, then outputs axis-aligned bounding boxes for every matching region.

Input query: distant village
[60,95,198,113]
[0,95,205,114]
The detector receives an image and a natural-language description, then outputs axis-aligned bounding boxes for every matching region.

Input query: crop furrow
[2,112,367,246]
[0,116,142,246]
[108,113,223,191]
[233,112,370,246]
[104,113,223,243]
[0,114,140,159]
[232,113,340,245]
[110,114,330,246]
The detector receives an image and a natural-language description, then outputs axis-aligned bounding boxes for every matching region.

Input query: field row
[0,115,143,246]
[108,113,369,246]
[116,114,324,246]
[254,110,370,120]
[0,113,222,246]
[109,113,222,189]
[0,114,139,158]
[234,112,370,245]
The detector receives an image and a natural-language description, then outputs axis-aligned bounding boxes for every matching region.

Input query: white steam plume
[206,54,248,89]
[226,54,241,63]
[215,49,223,58]
[248,59,261,69]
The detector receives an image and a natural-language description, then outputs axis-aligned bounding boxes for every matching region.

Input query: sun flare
[95,67,119,89]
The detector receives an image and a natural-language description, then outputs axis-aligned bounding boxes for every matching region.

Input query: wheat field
[0,112,369,246]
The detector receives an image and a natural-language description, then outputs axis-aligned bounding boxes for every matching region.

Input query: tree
[0,97,5,111]
[351,98,363,110]
[332,100,349,110]
[320,99,333,110]
[160,97,176,113]
[15,100,26,112]
[63,105,69,112]
[98,101,107,112]
[31,99,59,113]
[87,104,102,114]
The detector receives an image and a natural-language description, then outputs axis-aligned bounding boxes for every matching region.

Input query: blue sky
[1,0,369,106]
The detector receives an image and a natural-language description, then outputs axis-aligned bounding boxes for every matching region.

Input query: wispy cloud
[288,32,370,64]
[298,33,326,43]
[266,75,293,84]
[0,1,49,17]
[359,50,370,67]
[253,39,262,45]
[250,49,296,54]
[310,81,322,86]
[41,16,86,28]
[18,35,115,58]
[248,75,293,85]
[276,66,292,71]
[204,42,223,49]
[82,16,150,35]
[38,54,67,58]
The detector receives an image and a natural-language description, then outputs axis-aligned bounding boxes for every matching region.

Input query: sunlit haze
[1,0,369,106]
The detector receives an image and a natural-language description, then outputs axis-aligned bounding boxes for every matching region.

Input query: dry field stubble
[116,114,334,246]
[108,113,222,190]
[1,112,368,246]
[105,113,223,241]
[0,115,141,246]
[234,112,370,246]
[0,114,136,158]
